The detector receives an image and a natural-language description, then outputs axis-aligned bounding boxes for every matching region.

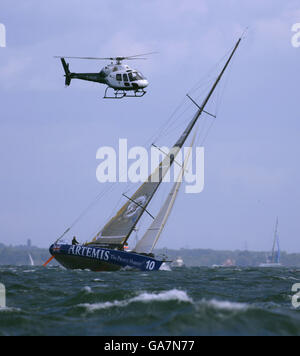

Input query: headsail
[92,37,242,247]
[133,133,196,254]
[28,253,34,266]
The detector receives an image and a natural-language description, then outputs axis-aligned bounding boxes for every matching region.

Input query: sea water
[0,266,300,336]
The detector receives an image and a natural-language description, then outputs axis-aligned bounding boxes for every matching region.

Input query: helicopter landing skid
[103,87,146,99]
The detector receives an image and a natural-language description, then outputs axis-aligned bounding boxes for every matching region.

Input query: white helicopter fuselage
[101,63,148,91]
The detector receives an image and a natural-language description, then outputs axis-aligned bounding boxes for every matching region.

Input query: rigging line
[199,117,217,147]
[191,48,238,146]
[154,107,210,152]
[216,48,236,117]
[69,184,114,226]
[156,95,213,144]
[194,100,217,147]
[192,78,219,106]
[123,117,201,198]
[152,123,199,210]
[151,144,188,172]
[189,75,219,98]
[126,74,225,197]
[147,105,190,147]
[153,100,199,144]
[87,193,124,242]
[91,193,126,242]
[89,151,148,239]
[55,182,116,244]
[187,44,236,95]
[122,193,155,220]
[152,75,217,146]
[143,96,187,148]
[186,94,216,118]
[154,115,193,145]
[189,104,216,149]
[149,79,213,145]
[151,45,237,147]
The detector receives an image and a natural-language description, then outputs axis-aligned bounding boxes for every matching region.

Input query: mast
[173,37,242,150]
[94,36,242,247]
[271,217,279,263]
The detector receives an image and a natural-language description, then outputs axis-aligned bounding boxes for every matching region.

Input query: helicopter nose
[138,79,148,89]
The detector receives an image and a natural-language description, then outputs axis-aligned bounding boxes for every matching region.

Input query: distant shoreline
[1,243,300,267]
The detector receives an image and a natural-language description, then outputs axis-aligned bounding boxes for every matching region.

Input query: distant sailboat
[48,36,242,272]
[259,218,282,267]
[212,259,236,268]
[28,253,34,266]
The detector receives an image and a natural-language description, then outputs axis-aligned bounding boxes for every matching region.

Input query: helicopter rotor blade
[54,52,157,61]
[122,51,158,59]
[117,57,148,60]
[54,56,114,60]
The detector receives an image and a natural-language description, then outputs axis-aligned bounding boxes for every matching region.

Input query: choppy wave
[79,289,193,312]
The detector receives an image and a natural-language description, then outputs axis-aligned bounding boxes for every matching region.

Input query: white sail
[28,253,34,266]
[271,217,280,263]
[133,134,195,254]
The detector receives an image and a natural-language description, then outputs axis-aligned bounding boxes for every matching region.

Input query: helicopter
[54,52,156,99]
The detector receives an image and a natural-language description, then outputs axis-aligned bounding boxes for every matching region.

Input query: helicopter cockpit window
[116,74,122,81]
[123,73,129,82]
[138,72,145,79]
[128,72,144,82]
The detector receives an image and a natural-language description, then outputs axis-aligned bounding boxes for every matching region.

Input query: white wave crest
[202,299,249,311]
[0,306,21,313]
[159,263,172,271]
[79,289,193,312]
[82,286,92,293]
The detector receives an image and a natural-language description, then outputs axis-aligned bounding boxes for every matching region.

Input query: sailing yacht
[259,218,282,267]
[48,36,242,272]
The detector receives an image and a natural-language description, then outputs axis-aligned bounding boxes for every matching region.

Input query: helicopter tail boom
[60,58,72,86]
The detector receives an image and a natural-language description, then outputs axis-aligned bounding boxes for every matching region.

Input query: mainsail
[133,133,196,254]
[92,37,242,247]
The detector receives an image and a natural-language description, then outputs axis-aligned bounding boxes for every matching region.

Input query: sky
[0,0,299,252]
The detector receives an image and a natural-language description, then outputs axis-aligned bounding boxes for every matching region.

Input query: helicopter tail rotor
[60,58,72,86]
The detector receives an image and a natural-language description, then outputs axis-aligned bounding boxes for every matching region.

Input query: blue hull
[49,244,163,272]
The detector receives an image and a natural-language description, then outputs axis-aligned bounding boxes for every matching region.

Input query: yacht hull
[259,263,282,268]
[49,244,163,272]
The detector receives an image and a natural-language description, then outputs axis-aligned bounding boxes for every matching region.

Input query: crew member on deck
[72,236,79,245]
